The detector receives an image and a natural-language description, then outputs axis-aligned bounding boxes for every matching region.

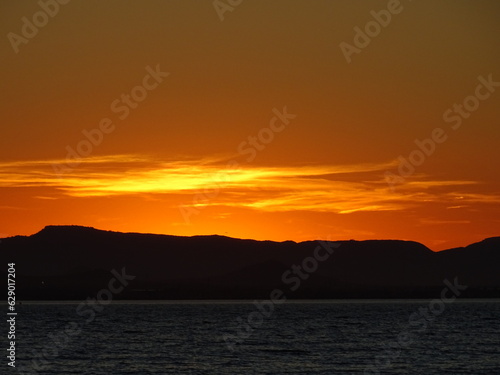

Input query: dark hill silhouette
[1,225,499,299]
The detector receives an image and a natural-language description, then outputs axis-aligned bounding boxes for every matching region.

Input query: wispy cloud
[0,155,498,215]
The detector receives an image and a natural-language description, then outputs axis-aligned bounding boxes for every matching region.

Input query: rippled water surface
[13,300,500,374]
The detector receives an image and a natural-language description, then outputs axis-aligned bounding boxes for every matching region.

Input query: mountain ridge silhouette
[1,225,499,300]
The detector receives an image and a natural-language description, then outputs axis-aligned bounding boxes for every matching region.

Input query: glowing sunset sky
[1,0,499,250]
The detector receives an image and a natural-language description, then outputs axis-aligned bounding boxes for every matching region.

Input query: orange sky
[1,0,499,250]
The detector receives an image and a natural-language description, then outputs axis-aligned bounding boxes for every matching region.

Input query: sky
[1,0,499,250]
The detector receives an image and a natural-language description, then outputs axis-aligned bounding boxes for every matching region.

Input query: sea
[10,300,500,374]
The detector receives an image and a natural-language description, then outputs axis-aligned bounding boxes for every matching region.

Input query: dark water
[11,300,500,374]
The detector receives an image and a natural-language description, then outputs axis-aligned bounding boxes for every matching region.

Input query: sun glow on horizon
[0,154,499,251]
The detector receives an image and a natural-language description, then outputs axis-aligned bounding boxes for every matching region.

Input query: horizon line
[2,224,499,253]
